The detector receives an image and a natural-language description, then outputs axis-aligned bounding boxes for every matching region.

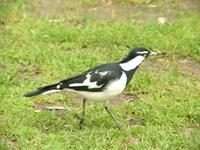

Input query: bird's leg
[79,98,86,129]
[104,104,121,129]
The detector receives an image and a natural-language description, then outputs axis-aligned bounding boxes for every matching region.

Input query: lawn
[0,0,200,149]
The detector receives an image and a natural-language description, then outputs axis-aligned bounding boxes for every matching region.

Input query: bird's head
[128,47,151,58]
[119,47,162,72]
[120,47,160,63]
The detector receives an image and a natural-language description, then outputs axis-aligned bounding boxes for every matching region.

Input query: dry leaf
[45,105,66,110]
[148,4,157,8]
[157,17,167,24]
[35,109,42,113]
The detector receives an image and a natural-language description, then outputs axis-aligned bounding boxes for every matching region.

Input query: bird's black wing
[58,63,122,92]
[23,63,122,97]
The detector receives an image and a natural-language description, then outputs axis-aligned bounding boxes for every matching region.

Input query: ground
[0,0,200,149]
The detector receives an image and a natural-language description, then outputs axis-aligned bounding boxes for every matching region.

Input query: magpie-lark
[24,47,159,129]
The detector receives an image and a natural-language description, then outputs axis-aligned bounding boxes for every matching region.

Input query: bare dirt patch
[144,56,200,80]
[143,56,167,72]
[177,57,200,80]
[109,93,138,105]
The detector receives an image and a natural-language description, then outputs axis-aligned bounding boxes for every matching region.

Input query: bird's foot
[73,113,80,119]
[79,118,85,130]
[73,114,85,129]
[116,123,122,129]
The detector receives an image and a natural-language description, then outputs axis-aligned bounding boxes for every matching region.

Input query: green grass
[0,0,200,149]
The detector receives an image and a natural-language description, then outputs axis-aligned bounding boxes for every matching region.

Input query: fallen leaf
[35,109,42,113]
[89,8,97,11]
[48,19,65,23]
[157,17,167,24]
[45,105,66,110]
[148,4,157,8]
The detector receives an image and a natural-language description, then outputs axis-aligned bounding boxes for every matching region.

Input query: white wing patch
[56,83,62,89]
[69,72,104,89]
[119,56,145,71]
[56,84,60,89]
[76,71,127,101]
[99,71,109,77]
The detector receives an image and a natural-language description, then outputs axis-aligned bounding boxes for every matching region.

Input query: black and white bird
[24,47,159,128]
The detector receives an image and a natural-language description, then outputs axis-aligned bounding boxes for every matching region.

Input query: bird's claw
[79,118,85,130]
[116,123,122,129]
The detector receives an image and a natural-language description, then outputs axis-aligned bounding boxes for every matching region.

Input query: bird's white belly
[76,72,127,101]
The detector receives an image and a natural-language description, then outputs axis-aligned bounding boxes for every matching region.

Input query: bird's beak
[150,51,161,56]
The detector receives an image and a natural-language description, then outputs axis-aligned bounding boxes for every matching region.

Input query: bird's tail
[23,83,61,97]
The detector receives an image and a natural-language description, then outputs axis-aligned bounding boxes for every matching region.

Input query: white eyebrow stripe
[136,51,149,54]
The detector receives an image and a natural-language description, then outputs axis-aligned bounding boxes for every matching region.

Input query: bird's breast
[105,71,127,95]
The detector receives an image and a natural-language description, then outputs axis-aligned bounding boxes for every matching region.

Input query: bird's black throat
[124,67,139,85]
